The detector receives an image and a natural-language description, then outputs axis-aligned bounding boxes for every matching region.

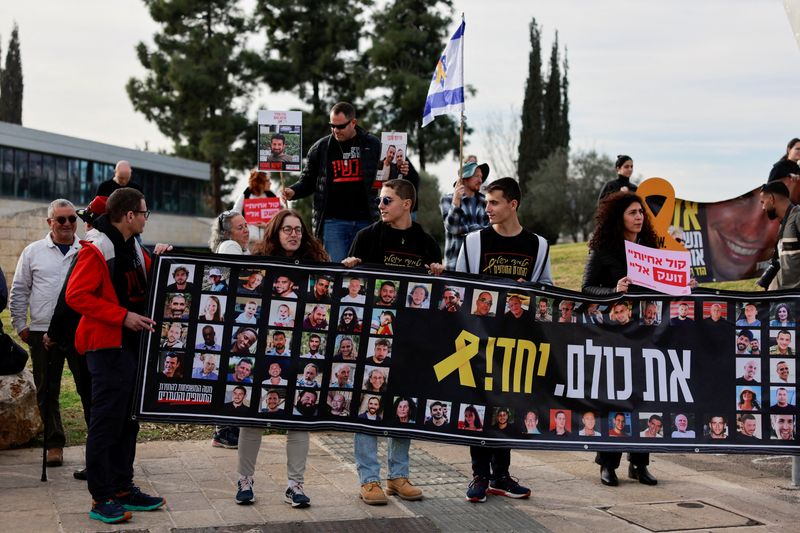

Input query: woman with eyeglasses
[598,154,638,204]
[235,209,328,510]
[232,169,278,243]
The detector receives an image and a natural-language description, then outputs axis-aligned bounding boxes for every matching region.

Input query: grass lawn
[1,244,758,447]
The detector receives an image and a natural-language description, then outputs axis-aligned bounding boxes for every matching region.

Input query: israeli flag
[421,19,465,128]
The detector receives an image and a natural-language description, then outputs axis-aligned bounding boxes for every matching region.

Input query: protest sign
[243,197,281,225]
[375,132,408,189]
[257,110,302,172]
[137,252,800,454]
[625,241,691,296]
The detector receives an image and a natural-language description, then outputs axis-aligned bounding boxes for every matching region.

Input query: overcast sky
[1,0,798,202]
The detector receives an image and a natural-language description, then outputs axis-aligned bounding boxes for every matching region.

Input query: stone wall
[0,199,213,287]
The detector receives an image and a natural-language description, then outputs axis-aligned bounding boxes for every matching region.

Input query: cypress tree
[0,23,23,125]
[517,18,544,189]
[542,33,562,155]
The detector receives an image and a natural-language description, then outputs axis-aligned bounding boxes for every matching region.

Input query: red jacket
[66,231,151,354]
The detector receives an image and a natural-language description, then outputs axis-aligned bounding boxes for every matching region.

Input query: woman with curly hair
[393,397,417,424]
[582,191,659,488]
[236,208,328,510]
[338,306,362,333]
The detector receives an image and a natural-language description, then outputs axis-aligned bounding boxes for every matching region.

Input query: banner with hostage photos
[135,252,800,454]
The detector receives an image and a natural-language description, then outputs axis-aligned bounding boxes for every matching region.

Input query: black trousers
[85,347,139,501]
[595,451,649,469]
[470,446,511,480]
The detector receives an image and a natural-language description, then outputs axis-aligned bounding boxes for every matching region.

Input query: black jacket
[598,176,638,204]
[290,125,381,238]
[582,247,629,296]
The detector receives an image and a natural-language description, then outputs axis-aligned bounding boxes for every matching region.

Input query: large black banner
[135,252,800,454]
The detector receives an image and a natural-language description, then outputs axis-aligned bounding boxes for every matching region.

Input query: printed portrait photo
[533,297,552,322]
[237,268,266,296]
[340,276,367,304]
[736,385,762,411]
[223,384,251,413]
[438,285,465,313]
[489,406,514,434]
[608,300,634,326]
[670,413,696,438]
[374,279,399,307]
[736,413,762,441]
[424,399,452,429]
[669,300,695,325]
[166,264,196,292]
[194,323,223,351]
[234,296,262,325]
[770,414,796,440]
[337,305,364,334]
[369,309,395,336]
[406,283,433,309]
[458,404,485,432]
[327,391,353,417]
[268,300,296,328]
[227,355,255,384]
[160,321,187,349]
[164,292,191,320]
[271,272,299,299]
[769,302,796,327]
[198,294,226,322]
[521,410,541,435]
[333,334,360,362]
[302,303,330,331]
[260,387,287,414]
[702,301,728,323]
[555,300,576,323]
[735,301,762,327]
[264,329,292,357]
[292,389,320,417]
[296,362,323,389]
[260,359,290,387]
[159,351,183,379]
[549,409,572,436]
[768,329,795,356]
[307,274,334,303]
[703,414,729,440]
[736,357,761,385]
[299,332,326,359]
[358,395,383,421]
[638,413,664,438]
[608,411,632,437]
[391,396,417,424]
[191,352,219,381]
[579,411,601,437]
[769,386,796,411]
[470,289,498,318]
[735,329,761,355]
[639,300,662,326]
[575,302,604,325]
[505,293,531,320]
[363,366,389,393]
[770,358,796,384]
[202,265,231,293]
[229,326,258,355]
[329,363,356,389]
[365,337,392,365]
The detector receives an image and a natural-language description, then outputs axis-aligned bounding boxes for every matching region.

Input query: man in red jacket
[66,188,167,524]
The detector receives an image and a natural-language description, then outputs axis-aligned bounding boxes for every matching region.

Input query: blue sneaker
[236,476,255,504]
[466,476,489,503]
[89,499,132,523]
[115,486,166,511]
[488,476,531,499]
[284,484,310,508]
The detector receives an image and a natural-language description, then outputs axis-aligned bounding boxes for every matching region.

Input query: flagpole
[458,12,465,179]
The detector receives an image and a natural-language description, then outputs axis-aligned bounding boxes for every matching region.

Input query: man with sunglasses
[10,198,82,469]
[341,178,442,506]
[280,102,381,261]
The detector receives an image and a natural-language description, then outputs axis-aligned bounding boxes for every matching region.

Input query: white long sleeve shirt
[10,232,81,333]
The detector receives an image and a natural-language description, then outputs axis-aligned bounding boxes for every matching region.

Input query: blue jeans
[323,218,371,263]
[353,433,410,484]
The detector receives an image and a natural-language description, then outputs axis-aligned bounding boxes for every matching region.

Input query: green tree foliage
[253,0,372,152]
[127,0,257,214]
[365,0,467,171]
[516,18,569,243]
[0,23,23,125]
[415,170,444,249]
[564,150,616,242]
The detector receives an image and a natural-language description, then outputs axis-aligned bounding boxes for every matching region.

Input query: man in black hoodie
[280,101,381,261]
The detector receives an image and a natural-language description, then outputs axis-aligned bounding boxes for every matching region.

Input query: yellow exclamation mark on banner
[485,337,495,390]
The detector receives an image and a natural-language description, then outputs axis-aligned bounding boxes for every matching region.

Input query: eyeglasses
[134,210,151,220]
[51,215,77,225]
[375,196,394,206]
[329,121,352,130]
[280,225,303,235]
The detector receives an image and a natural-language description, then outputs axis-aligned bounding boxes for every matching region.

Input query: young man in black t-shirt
[342,179,443,506]
[456,177,551,503]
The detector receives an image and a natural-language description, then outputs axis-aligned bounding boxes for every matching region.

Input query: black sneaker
[235,476,255,505]
[73,467,87,481]
[212,427,239,449]
[466,476,489,503]
[284,484,310,508]
[89,499,132,523]
[488,476,531,499]
[115,486,166,511]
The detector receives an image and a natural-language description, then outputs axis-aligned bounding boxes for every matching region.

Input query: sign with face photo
[257,109,302,172]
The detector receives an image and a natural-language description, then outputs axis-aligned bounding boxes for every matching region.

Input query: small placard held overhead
[257,110,302,173]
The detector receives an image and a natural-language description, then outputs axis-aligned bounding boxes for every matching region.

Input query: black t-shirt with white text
[349,221,442,270]
[478,228,542,281]
[326,137,369,220]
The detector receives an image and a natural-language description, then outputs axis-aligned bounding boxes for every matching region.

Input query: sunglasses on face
[375,196,394,206]
[329,121,351,130]
[51,215,77,225]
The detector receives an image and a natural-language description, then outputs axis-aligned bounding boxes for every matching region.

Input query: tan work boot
[46,448,64,467]
[359,481,388,505]
[385,477,423,501]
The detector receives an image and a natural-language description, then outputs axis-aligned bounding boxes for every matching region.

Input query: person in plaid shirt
[440,162,491,270]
